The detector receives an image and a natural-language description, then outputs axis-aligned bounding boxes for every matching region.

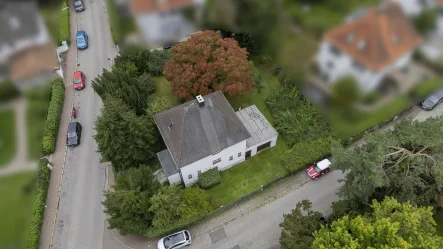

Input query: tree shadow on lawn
[206,139,289,207]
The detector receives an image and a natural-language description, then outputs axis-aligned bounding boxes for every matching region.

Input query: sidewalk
[39,1,77,248]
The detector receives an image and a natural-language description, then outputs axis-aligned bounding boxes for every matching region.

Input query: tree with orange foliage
[163,30,255,100]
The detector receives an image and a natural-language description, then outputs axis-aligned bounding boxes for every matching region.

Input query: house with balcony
[154,91,278,186]
[315,2,423,93]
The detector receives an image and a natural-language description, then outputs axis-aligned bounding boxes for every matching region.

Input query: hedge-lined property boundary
[27,158,51,249]
[42,78,65,155]
[198,168,221,189]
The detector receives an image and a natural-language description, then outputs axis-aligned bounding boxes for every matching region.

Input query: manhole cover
[209,227,227,244]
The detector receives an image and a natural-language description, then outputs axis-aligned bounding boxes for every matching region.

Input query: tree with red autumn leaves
[163,30,255,100]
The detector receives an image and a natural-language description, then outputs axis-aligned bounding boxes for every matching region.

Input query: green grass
[40,5,60,44]
[26,86,51,159]
[0,110,16,167]
[328,94,411,138]
[0,172,35,249]
[206,138,289,206]
[40,0,69,46]
[155,77,181,106]
[106,0,137,45]
[412,77,443,99]
[58,0,70,45]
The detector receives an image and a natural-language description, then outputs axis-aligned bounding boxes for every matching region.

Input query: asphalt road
[52,1,117,248]
[190,171,345,249]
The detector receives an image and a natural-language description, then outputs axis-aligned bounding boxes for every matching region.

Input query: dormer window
[357,40,366,50]
[168,122,174,131]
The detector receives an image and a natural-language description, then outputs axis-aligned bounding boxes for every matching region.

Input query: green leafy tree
[114,165,161,193]
[331,117,443,210]
[114,49,171,76]
[149,185,183,230]
[103,190,153,235]
[94,96,158,172]
[414,9,438,34]
[179,187,213,221]
[279,200,325,249]
[312,197,443,248]
[163,30,255,100]
[92,61,158,115]
[331,76,361,109]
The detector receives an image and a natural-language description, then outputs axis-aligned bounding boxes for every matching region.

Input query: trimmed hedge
[27,158,51,249]
[58,0,70,46]
[198,168,221,189]
[42,78,65,155]
[281,136,333,173]
[0,79,20,102]
[145,212,206,238]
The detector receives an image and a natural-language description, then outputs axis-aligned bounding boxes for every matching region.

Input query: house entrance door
[245,150,252,160]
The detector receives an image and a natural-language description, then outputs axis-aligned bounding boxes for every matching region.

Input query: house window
[329,45,341,56]
[352,60,365,72]
[198,170,201,174]
[213,158,221,164]
[238,152,242,157]
[188,174,193,179]
[327,61,334,69]
[229,156,233,161]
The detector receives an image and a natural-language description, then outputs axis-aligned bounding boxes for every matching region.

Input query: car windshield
[77,37,84,43]
[73,77,82,84]
[163,233,185,249]
[67,132,76,138]
[313,165,322,174]
[74,1,82,6]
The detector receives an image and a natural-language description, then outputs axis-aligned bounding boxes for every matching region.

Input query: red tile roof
[324,2,423,72]
[131,0,194,15]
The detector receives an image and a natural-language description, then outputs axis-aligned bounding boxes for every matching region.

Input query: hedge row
[0,79,20,102]
[42,78,65,155]
[27,158,52,249]
[198,168,221,189]
[145,212,206,238]
[281,136,333,173]
[58,0,70,46]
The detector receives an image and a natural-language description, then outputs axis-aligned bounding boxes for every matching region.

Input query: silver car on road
[158,230,192,249]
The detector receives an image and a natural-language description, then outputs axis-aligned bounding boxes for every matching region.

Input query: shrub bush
[281,136,333,173]
[42,78,65,155]
[27,158,52,249]
[198,167,221,189]
[58,0,70,46]
[0,79,20,102]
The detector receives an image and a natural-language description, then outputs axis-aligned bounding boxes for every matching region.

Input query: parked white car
[157,230,192,249]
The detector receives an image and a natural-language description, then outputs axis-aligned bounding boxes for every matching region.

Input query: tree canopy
[280,200,325,249]
[94,96,159,172]
[312,197,443,249]
[331,117,443,210]
[163,30,255,100]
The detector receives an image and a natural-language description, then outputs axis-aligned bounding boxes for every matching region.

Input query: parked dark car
[420,88,443,110]
[66,122,82,147]
[74,0,85,12]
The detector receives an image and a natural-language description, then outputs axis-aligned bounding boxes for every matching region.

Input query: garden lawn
[206,139,289,206]
[0,110,16,167]
[106,0,137,44]
[40,0,69,46]
[155,77,181,106]
[0,172,35,249]
[328,94,410,139]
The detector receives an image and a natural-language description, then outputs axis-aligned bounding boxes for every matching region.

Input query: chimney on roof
[358,40,366,50]
[196,95,204,107]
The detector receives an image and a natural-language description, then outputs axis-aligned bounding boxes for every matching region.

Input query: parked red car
[73,71,85,90]
[306,159,332,179]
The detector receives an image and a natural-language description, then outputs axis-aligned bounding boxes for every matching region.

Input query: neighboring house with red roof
[0,2,59,90]
[315,2,423,92]
[130,0,205,48]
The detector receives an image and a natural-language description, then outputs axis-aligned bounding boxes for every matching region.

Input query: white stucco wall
[246,136,278,157]
[437,15,443,35]
[179,140,247,186]
[316,41,413,92]
[168,172,182,185]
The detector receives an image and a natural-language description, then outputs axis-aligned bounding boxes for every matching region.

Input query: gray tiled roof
[154,91,251,168]
[157,149,178,177]
[0,2,40,47]
[236,105,278,148]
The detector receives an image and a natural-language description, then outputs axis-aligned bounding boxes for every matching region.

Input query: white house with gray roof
[154,91,278,186]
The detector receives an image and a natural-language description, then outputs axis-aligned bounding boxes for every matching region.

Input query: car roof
[68,122,79,131]
[73,71,82,76]
[167,231,186,245]
[76,31,85,37]
[317,159,331,170]
[427,88,443,102]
